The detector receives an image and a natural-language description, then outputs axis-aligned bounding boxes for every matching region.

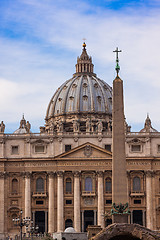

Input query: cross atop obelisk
[113,47,122,76]
[112,48,130,223]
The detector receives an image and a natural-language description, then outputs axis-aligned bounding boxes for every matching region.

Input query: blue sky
[0,0,160,133]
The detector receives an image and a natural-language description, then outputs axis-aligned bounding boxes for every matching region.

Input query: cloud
[0,0,160,132]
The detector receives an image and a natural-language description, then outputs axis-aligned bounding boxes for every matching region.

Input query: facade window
[66,200,72,204]
[105,177,112,193]
[35,145,45,153]
[66,178,72,193]
[36,200,43,205]
[11,146,19,155]
[105,144,111,152]
[12,179,18,193]
[85,177,92,191]
[133,177,141,192]
[131,145,141,152]
[106,199,112,204]
[134,199,141,204]
[65,145,71,152]
[158,145,160,152]
[36,177,44,192]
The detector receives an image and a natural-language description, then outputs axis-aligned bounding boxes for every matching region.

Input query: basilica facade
[0,43,160,239]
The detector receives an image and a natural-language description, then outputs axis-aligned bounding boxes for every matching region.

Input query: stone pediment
[126,138,149,144]
[55,142,112,159]
[30,139,50,144]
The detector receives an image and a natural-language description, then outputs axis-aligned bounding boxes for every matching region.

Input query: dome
[46,43,112,122]
[13,115,31,134]
[64,227,76,233]
[140,114,157,133]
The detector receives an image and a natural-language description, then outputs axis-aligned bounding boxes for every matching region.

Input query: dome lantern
[75,42,94,75]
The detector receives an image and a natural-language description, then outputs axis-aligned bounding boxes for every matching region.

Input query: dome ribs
[87,75,95,112]
[62,76,77,114]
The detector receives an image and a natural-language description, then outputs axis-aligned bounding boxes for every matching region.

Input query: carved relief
[84,198,94,205]
[84,145,92,157]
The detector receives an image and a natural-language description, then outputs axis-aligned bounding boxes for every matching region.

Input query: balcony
[82,191,96,197]
[130,191,145,197]
[32,192,47,198]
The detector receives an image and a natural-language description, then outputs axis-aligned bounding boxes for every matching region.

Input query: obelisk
[112,48,129,223]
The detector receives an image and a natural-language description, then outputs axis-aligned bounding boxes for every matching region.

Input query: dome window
[72,84,77,88]
[97,96,101,103]
[83,95,88,100]
[83,83,88,88]
[69,96,74,100]
[94,83,98,88]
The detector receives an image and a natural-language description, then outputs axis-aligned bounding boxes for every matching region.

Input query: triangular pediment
[55,142,112,160]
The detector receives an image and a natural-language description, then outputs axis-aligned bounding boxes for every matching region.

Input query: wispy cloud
[0,0,160,132]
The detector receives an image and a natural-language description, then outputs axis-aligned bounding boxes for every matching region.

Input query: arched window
[36,177,44,193]
[133,177,141,192]
[12,179,18,193]
[65,219,73,229]
[85,177,92,191]
[66,178,72,193]
[105,177,112,193]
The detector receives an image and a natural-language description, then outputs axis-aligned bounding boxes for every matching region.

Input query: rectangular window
[35,145,45,153]
[134,199,141,204]
[106,199,112,204]
[158,145,160,152]
[65,145,71,152]
[131,145,141,152]
[36,200,43,205]
[11,146,19,155]
[66,200,72,204]
[105,144,111,152]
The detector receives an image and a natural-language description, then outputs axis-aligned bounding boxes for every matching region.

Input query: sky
[0,0,160,133]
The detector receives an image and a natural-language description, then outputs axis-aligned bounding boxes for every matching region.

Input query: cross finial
[113,47,122,76]
[82,38,86,49]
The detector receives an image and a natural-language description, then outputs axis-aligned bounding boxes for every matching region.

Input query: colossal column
[57,171,64,232]
[97,171,104,228]
[25,172,31,219]
[74,171,81,232]
[146,171,153,229]
[112,48,129,223]
[0,172,5,239]
[48,172,55,233]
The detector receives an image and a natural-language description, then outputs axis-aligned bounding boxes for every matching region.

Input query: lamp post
[26,220,39,240]
[12,209,31,240]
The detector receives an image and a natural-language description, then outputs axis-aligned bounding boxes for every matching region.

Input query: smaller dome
[13,115,31,134]
[64,227,76,233]
[140,114,158,133]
